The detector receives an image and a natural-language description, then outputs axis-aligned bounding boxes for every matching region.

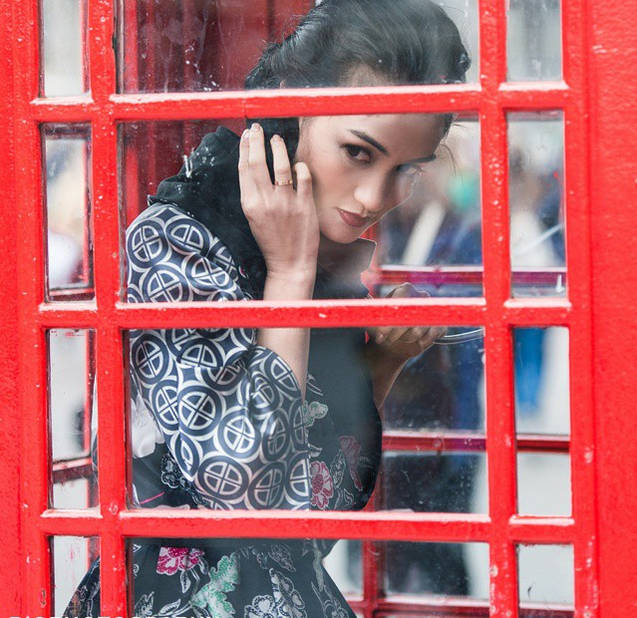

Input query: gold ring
[274,179,294,186]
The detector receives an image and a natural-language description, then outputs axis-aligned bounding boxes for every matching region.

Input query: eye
[344,144,372,163]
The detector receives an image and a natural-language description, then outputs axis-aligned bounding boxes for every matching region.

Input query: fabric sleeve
[126,204,311,510]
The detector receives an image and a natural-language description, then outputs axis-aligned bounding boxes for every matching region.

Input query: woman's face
[295,112,446,244]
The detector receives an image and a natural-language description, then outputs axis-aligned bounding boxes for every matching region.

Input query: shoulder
[126,203,243,303]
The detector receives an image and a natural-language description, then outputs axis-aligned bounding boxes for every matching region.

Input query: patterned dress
[65,130,382,617]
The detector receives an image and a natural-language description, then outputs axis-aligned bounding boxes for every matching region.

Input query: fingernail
[251,123,262,132]
[241,129,249,140]
[270,134,281,143]
[376,333,385,343]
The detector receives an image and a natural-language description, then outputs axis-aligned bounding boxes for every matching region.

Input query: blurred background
[42,0,571,614]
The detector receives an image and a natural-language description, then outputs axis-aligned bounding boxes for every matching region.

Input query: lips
[337,208,368,228]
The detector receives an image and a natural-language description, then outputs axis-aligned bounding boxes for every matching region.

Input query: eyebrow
[349,130,389,156]
[348,129,437,164]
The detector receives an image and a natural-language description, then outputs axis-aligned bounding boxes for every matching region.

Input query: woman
[65,0,470,615]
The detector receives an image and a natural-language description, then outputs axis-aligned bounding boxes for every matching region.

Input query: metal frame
[3,0,637,615]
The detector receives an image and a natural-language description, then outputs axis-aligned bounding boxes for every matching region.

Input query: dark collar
[149,126,375,300]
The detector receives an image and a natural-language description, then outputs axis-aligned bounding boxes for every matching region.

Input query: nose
[354,176,395,216]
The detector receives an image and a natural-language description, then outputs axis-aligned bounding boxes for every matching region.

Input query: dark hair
[245,0,471,165]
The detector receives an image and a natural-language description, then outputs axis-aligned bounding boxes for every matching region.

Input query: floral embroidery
[244,594,278,618]
[268,544,295,572]
[310,460,334,509]
[302,400,328,428]
[271,569,307,618]
[156,546,205,576]
[191,553,239,617]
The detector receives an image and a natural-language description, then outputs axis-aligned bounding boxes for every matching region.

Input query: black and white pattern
[128,204,311,510]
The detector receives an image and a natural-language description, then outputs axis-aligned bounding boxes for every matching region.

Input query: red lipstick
[337,208,368,228]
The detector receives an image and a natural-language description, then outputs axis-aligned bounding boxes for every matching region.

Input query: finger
[247,123,271,188]
[386,283,415,299]
[270,135,293,187]
[238,129,257,203]
[396,326,426,344]
[294,162,313,202]
[385,327,411,344]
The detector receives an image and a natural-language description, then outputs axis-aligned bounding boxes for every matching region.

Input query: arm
[127,206,313,510]
[239,124,319,398]
[365,284,446,409]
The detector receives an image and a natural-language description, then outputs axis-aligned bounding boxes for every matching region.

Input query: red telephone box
[1,0,636,616]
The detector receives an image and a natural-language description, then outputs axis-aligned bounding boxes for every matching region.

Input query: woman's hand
[238,123,319,281]
[367,283,446,363]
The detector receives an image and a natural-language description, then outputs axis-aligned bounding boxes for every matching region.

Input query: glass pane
[120,114,474,301]
[123,323,481,512]
[518,544,574,609]
[51,536,99,615]
[382,541,489,599]
[517,452,571,516]
[43,124,93,300]
[507,0,562,81]
[381,451,487,514]
[514,327,570,435]
[117,0,477,93]
[41,0,87,96]
[383,325,485,432]
[377,117,482,297]
[508,112,565,298]
[112,538,488,614]
[48,329,98,508]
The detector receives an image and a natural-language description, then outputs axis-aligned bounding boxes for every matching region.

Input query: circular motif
[127,219,169,269]
[166,218,209,254]
[217,411,260,459]
[196,455,248,502]
[131,333,171,384]
[178,384,223,437]
[261,410,290,462]
[285,453,311,504]
[151,378,179,433]
[248,463,285,508]
[140,262,190,303]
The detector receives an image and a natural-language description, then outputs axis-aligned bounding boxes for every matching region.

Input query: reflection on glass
[517,544,574,609]
[41,0,86,96]
[382,541,489,599]
[508,112,565,298]
[43,125,93,299]
[517,453,571,516]
[383,325,485,432]
[377,118,482,297]
[48,329,97,508]
[324,540,363,597]
[51,536,99,615]
[381,452,487,514]
[514,327,570,435]
[507,0,562,81]
[117,0,477,93]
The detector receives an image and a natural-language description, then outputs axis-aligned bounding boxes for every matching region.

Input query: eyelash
[343,143,437,175]
[344,144,371,163]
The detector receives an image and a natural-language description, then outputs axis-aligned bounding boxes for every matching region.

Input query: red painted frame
[3,0,637,616]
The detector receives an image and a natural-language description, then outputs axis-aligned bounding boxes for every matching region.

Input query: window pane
[383,325,485,432]
[43,124,93,300]
[48,328,98,509]
[381,451,487,514]
[517,452,571,516]
[382,541,489,599]
[377,117,482,297]
[518,544,574,610]
[51,536,99,615]
[41,0,87,96]
[116,0,477,94]
[123,323,482,512]
[508,112,565,298]
[119,115,477,301]
[507,0,562,81]
[514,327,570,435]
